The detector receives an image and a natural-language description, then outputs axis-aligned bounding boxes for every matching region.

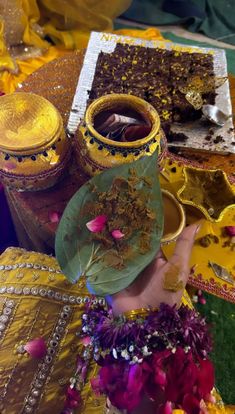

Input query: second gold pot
[75,94,165,176]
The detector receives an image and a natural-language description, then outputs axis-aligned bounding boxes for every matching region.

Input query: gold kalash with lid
[0,92,70,191]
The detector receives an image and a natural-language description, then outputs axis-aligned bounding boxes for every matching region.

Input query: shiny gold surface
[0,93,70,191]
[76,94,163,176]
[161,189,186,244]
[86,94,160,148]
[177,166,235,222]
[0,92,61,154]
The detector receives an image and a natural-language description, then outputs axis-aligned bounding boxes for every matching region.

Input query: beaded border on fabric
[20,305,73,413]
[0,284,106,306]
[0,299,16,342]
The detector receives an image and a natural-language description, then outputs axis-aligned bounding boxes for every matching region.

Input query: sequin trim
[21,305,72,413]
[0,263,62,273]
[0,285,106,306]
[0,299,16,342]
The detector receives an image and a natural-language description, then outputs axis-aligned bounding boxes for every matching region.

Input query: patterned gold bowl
[177,166,235,222]
[75,94,165,176]
[0,92,71,191]
[161,189,186,244]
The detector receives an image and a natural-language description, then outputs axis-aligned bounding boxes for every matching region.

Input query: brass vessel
[161,190,186,244]
[177,166,235,222]
[0,92,71,191]
[75,94,165,176]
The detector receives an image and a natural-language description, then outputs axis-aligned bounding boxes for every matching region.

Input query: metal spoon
[202,104,232,127]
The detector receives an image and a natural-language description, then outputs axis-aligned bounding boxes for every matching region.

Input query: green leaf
[55,151,163,296]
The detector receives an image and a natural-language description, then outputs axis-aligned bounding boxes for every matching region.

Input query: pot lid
[0,92,61,155]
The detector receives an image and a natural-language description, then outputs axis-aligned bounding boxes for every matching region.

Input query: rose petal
[86,215,107,232]
[24,337,47,359]
[197,359,215,397]
[160,401,173,414]
[182,394,200,414]
[224,226,235,237]
[204,393,216,404]
[111,229,125,239]
[49,211,61,223]
[80,336,92,346]
[154,368,167,388]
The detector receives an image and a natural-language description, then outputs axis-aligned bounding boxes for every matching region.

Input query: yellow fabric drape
[0,18,17,73]
[0,0,146,90]
[0,0,132,72]
[0,27,164,93]
[0,45,67,93]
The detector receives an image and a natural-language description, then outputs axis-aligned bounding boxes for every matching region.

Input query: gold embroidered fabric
[0,247,105,414]
[0,247,231,414]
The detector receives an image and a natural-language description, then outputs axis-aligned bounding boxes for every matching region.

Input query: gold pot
[75,94,165,176]
[161,189,186,244]
[0,92,71,191]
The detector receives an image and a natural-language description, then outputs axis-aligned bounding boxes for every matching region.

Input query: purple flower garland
[61,303,215,414]
[80,303,214,414]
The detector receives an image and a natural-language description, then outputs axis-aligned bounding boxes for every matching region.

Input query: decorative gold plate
[177,166,235,222]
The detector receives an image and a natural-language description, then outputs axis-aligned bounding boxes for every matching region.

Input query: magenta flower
[64,386,81,409]
[86,215,107,232]
[196,359,214,398]
[159,401,173,414]
[182,394,200,414]
[49,211,61,223]
[24,337,47,359]
[224,226,235,237]
[111,229,125,239]
[80,336,92,346]
[154,367,167,388]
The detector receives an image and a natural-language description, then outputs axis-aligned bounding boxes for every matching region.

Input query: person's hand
[109,223,199,315]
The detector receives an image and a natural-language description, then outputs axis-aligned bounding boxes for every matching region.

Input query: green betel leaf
[55,150,163,296]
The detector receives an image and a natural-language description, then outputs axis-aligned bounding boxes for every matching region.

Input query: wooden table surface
[6,51,235,254]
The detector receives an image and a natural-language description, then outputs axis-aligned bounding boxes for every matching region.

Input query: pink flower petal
[154,368,167,388]
[24,337,47,359]
[204,393,216,404]
[49,211,61,223]
[199,297,206,305]
[80,336,92,346]
[86,215,107,232]
[111,229,125,239]
[224,226,235,237]
[160,401,173,414]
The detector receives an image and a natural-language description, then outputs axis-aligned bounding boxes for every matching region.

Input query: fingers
[155,249,167,266]
[170,224,199,273]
